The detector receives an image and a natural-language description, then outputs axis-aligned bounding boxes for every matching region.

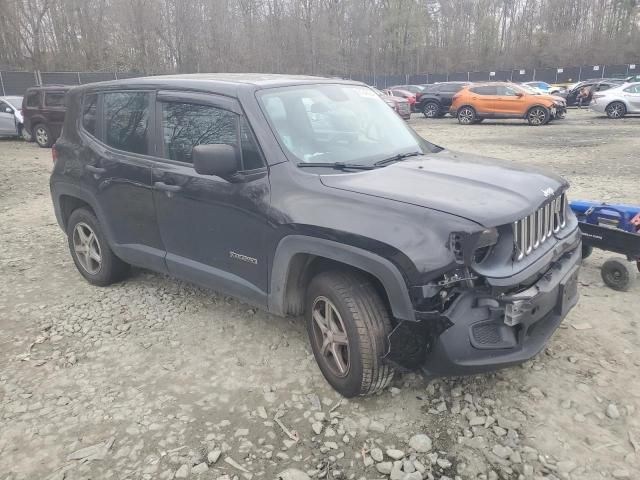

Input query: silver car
[0,96,26,138]
[590,82,640,118]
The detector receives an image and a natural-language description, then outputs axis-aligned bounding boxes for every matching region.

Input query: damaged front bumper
[385,234,581,376]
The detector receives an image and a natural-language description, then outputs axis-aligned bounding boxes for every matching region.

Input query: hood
[319,151,568,227]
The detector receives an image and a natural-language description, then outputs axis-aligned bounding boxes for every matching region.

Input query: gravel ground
[1,109,639,480]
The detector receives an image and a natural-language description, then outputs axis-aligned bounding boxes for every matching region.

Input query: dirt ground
[1,109,639,480]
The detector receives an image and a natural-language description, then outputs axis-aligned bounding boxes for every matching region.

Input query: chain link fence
[0,63,637,96]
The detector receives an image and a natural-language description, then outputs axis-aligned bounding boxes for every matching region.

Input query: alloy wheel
[36,126,48,146]
[528,107,547,125]
[458,107,474,124]
[311,296,350,377]
[72,222,102,275]
[606,103,625,119]
[423,103,438,118]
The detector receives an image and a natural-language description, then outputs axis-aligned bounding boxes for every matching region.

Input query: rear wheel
[305,270,395,397]
[422,102,440,119]
[457,106,476,125]
[605,101,626,119]
[67,208,129,286]
[601,257,636,292]
[34,123,52,148]
[527,106,550,126]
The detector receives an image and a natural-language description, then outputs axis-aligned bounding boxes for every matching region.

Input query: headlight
[474,228,499,264]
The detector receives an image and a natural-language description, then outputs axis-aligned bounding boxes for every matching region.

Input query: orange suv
[451,83,558,126]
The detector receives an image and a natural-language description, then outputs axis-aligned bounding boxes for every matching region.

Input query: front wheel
[605,102,626,119]
[527,106,550,126]
[457,106,476,125]
[305,271,395,397]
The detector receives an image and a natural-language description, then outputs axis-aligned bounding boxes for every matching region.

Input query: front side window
[25,91,39,108]
[259,84,437,165]
[104,92,149,155]
[82,94,98,136]
[161,102,237,164]
[45,92,66,108]
[497,85,520,96]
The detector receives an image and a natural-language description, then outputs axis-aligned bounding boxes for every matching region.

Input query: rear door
[79,90,166,272]
[469,86,499,115]
[150,91,270,306]
[43,90,67,138]
[0,100,18,135]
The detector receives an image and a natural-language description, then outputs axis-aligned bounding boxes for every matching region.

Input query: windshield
[258,84,438,166]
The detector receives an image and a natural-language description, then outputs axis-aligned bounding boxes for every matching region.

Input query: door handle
[154,181,182,193]
[85,165,106,174]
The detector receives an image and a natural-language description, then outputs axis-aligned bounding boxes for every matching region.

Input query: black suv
[417,82,471,118]
[50,74,581,397]
[23,85,71,147]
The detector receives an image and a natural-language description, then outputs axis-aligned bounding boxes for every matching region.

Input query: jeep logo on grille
[542,187,554,198]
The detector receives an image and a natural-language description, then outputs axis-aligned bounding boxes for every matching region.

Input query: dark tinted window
[439,84,464,93]
[104,92,149,155]
[44,92,66,107]
[161,102,237,164]
[240,117,264,170]
[25,91,39,108]
[82,94,98,136]
[471,86,498,95]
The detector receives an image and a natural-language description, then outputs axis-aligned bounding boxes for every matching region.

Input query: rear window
[82,94,98,136]
[44,92,66,108]
[104,92,150,155]
[25,91,39,108]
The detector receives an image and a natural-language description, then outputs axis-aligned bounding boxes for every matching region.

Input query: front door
[623,84,640,112]
[0,100,18,136]
[496,85,526,116]
[151,92,270,307]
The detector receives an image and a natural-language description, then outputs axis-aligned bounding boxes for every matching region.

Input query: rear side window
[25,91,39,108]
[161,102,237,164]
[82,94,98,136]
[45,92,66,108]
[104,92,150,155]
[624,84,640,94]
[471,86,498,95]
[440,84,463,93]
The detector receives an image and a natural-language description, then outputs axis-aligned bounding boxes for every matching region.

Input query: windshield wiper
[374,151,424,167]
[297,162,376,170]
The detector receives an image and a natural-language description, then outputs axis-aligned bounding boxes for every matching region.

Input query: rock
[371,448,384,462]
[277,468,311,480]
[409,434,432,453]
[386,449,405,460]
[492,444,511,459]
[257,406,268,419]
[469,416,486,427]
[369,420,386,433]
[403,460,415,473]
[403,473,422,480]
[312,422,323,435]
[557,461,577,474]
[607,404,621,419]
[376,462,393,475]
[175,464,189,478]
[612,469,630,479]
[413,460,426,473]
[234,428,249,437]
[324,427,336,437]
[492,426,507,436]
[67,437,115,461]
[363,455,374,467]
[192,462,208,474]
[437,458,452,468]
[390,465,403,480]
[207,449,221,464]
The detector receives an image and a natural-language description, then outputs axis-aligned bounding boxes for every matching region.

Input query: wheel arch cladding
[59,194,93,228]
[269,236,415,322]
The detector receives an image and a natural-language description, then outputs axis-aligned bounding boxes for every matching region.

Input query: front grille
[513,192,567,260]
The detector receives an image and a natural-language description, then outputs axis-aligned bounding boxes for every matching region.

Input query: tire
[527,106,550,126]
[422,102,440,119]
[605,101,626,119]
[457,106,476,125]
[305,270,395,397]
[67,207,129,286]
[601,257,637,292]
[33,123,53,148]
[581,244,593,259]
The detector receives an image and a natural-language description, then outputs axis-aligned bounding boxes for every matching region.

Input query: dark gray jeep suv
[50,74,581,397]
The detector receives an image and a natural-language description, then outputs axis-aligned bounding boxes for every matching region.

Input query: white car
[590,82,640,118]
[0,96,27,138]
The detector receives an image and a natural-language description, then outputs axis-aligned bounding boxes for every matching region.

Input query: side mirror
[193,144,239,178]
[515,92,524,97]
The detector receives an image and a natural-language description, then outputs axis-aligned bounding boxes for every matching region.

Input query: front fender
[268,235,415,321]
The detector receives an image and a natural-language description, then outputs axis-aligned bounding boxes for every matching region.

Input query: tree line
[0,0,638,77]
